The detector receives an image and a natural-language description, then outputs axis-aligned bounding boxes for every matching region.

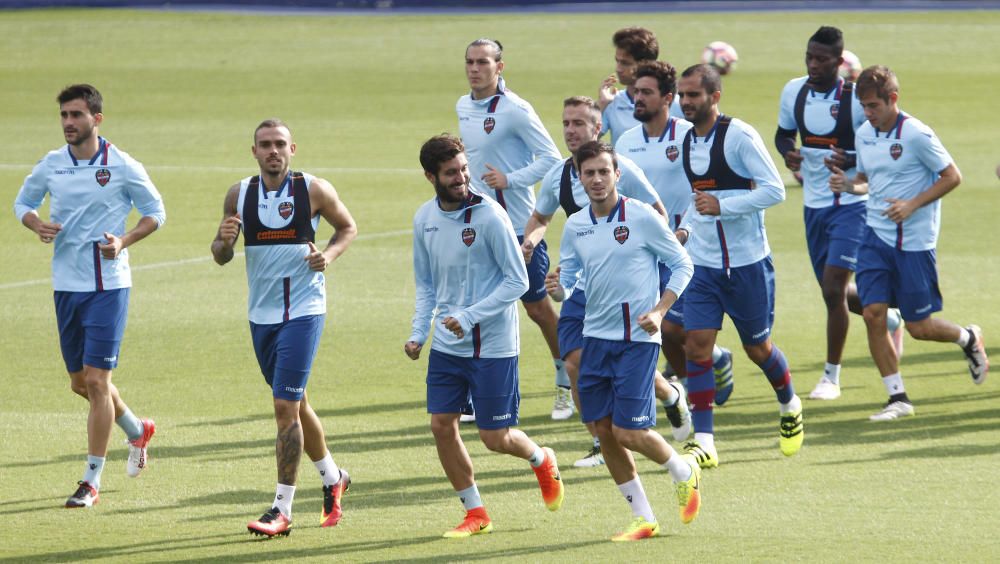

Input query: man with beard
[212,119,356,537]
[456,38,565,420]
[406,134,564,538]
[616,61,735,414]
[775,26,903,401]
[675,64,804,468]
[597,27,683,146]
[14,84,165,508]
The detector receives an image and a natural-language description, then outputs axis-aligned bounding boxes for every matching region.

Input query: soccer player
[523,95,678,467]
[548,141,700,541]
[406,134,564,538]
[598,27,683,146]
[775,26,904,401]
[615,60,735,407]
[13,84,164,508]
[212,119,356,537]
[456,38,565,419]
[675,64,804,468]
[829,66,989,420]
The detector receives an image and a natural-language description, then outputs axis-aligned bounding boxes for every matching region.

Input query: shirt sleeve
[13,160,49,222]
[777,81,798,131]
[535,162,563,216]
[855,132,866,175]
[409,219,437,345]
[558,220,582,291]
[618,157,664,207]
[912,125,953,175]
[642,208,693,297]
[451,211,530,333]
[504,105,562,190]
[718,125,786,216]
[126,160,166,227]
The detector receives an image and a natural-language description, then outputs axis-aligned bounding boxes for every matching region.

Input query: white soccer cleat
[869,401,915,422]
[126,418,156,478]
[808,377,841,400]
[664,380,692,441]
[573,445,605,468]
[551,387,576,420]
[963,325,989,385]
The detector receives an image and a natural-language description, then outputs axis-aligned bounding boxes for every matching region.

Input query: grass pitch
[1,7,999,562]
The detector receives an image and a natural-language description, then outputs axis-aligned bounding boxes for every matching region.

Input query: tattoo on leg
[276,420,303,485]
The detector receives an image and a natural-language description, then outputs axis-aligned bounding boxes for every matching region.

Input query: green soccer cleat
[683,440,719,469]
[675,454,702,524]
[611,516,660,542]
[779,406,804,456]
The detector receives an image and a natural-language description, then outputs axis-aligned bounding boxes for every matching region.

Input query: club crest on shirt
[278,201,294,220]
[613,225,630,245]
[483,117,496,134]
[890,143,903,160]
[462,227,476,247]
[829,103,840,119]
[95,168,111,187]
[665,145,679,162]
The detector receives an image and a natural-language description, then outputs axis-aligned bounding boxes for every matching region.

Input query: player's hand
[824,145,855,171]
[521,238,535,263]
[218,213,242,246]
[304,241,329,272]
[598,74,618,110]
[404,341,423,360]
[638,310,663,335]
[783,148,803,171]
[883,197,917,224]
[34,221,62,244]
[545,268,565,302]
[828,165,849,193]
[443,316,465,339]
[99,232,124,260]
[694,191,721,216]
[674,228,689,246]
[481,164,509,190]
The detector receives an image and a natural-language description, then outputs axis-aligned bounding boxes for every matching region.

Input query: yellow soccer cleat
[779,407,804,456]
[611,516,660,542]
[443,507,493,539]
[683,440,719,469]
[675,454,702,524]
[531,447,564,511]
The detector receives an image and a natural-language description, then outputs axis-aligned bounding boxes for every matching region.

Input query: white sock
[83,455,105,490]
[593,436,601,449]
[660,379,679,407]
[955,327,972,348]
[617,477,656,522]
[823,363,841,386]
[694,432,715,452]
[554,359,570,388]
[882,373,905,396]
[528,446,545,468]
[314,453,340,487]
[273,483,295,518]
[780,394,802,415]
[457,483,483,511]
[663,455,692,482]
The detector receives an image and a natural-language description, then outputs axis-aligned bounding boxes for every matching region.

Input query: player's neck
[876,107,901,133]
[590,191,620,217]
[642,112,669,138]
[471,80,499,101]
[68,133,101,161]
[260,169,289,191]
[809,74,839,92]
[693,109,721,137]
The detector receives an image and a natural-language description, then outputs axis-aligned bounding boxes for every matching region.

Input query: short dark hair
[634,61,678,96]
[856,65,899,103]
[467,38,503,61]
[57,84,102,114]
[420,134,466,175]
[612,27,658,62]
[809,26,844,57]
[681,64,722,95]
[254,118,290,142]
[576,141,618,171]
[563,95,601,125]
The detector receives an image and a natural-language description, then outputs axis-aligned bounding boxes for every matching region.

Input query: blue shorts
[54,288,130,373]
[856,227,942,322]
[659,262,685,326]
[518,236,550,303]
[557,288,586,358]
[250,314,325,401]
[684,257,776,345]
[426,350,520,430]
[804,202,866,281]
[578,338,659,429]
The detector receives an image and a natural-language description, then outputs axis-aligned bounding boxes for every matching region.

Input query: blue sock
[686,359,715,434]
[84,455,105,489]
[757,345,794,404]
[116,407,144,442]
[457,483,483,511]
[554,359,570,388]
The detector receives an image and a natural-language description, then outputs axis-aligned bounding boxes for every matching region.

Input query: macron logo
[916,304,932,314]
[492,413,512,421]
[284,386,304,393]
[104,356,117,363]
[752,328,770,340]
[631,415,650,423]
[839,255,858,264]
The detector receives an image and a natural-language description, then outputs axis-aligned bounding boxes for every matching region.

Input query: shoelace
[258,508,281,524]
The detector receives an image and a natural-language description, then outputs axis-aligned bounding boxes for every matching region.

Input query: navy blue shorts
[659,262,685,326]
[578,338,659,429]
[54,288,130,372]
[856,227,942,322]
[426,350,520,430]
[684,257,776,345]
[250,314,325,401]
[804,202,866,281]
[518,236,550,303]
[557,288,586,358]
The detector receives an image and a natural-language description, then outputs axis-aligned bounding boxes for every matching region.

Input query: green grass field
[2,6,999,562]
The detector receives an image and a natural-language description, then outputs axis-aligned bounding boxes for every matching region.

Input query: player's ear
[888,91,899,105]
[289,142,296,155]
[93,112,103,126]
[711,90,722,106]
[496,60,505,74]
[424,170,436,185]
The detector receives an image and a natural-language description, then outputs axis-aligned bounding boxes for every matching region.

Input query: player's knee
[83,372,110,396]
[524,299,555,324]
[477,429,507,453]
[862,307,887,327]
[611,426,641,450]
[273,399,301,427]
[904,320,932,340]
[820,282,848,307]
[743,342,771,365]
[69,379,88,397]
[430,416,458,440]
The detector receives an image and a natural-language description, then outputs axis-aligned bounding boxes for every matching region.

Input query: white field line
[0,229,411,291]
